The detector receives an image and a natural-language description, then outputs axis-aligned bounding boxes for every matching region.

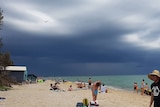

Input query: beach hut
[27,74,37,83]
[5,66,28,83]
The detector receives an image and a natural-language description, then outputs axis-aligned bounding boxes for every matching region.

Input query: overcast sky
[1,0,160,76]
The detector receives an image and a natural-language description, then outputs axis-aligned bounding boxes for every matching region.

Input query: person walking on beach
[91,81,101,103]
[148,70,160,107]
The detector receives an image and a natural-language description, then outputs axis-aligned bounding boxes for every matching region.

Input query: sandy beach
[0,80,151,107]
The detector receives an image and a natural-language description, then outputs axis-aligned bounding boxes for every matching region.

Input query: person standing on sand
[141,79,145,95]
[148,70,160,107]
[91,81,101,103]
[88,78,92,89]
[134,82,138,93]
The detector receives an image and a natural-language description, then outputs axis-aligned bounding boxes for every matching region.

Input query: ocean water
[45,75,153,91]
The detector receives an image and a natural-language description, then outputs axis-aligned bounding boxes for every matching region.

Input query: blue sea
[45,75,153,91]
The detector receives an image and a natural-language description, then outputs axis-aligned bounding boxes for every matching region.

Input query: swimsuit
[94,90,98,95]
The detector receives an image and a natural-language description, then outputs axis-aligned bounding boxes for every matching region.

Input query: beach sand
[0,80,151,107]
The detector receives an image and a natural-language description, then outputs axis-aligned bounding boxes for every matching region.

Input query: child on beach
[133,82,138,93]
[68,85,73,91]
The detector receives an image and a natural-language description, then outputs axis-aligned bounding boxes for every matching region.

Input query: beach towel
[0,97,6,100]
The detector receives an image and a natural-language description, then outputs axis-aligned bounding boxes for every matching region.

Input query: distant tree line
[0,8,14,87]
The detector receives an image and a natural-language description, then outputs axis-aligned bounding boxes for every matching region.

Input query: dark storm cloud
[2,29,157,76]
[1,0,160,76]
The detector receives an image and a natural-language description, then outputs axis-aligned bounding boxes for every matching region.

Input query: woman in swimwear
[91,81,101,102]
[88,78,92,89]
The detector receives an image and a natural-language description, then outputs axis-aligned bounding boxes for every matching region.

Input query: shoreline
[44,75,152,92]
[0,80,151,107]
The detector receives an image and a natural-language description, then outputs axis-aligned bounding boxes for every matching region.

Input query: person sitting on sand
[51,83,60,90]
[68,85,73,91]
[50,83,53,90]
[144,83,151,95]
[77,81,86,88]
[100,84,108,93]
[77,82,82,88]
[91,81,101,103]
[145,83,149,90]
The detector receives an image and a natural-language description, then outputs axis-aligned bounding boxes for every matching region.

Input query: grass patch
[0,85,11,91]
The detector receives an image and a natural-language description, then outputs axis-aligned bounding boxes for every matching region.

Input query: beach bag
[76,102,83,107]
[83,98,89,107]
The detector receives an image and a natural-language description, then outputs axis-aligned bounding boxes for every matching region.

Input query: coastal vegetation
[0,8,14,90]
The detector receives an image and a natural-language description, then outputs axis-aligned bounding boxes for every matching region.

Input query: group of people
[50,82,61,91]
[50,82,73,91]
[134,70,160,107]
[49,70,160,107]
[90,70,160,107]
[133,79,149,95]
[50,78,105,105]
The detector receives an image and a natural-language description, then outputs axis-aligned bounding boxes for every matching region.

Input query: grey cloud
[1,0,160,76]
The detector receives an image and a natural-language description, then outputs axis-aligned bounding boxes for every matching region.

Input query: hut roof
[6,66,27,71]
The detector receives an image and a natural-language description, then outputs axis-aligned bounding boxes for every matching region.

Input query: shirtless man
[91,81,101,103]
